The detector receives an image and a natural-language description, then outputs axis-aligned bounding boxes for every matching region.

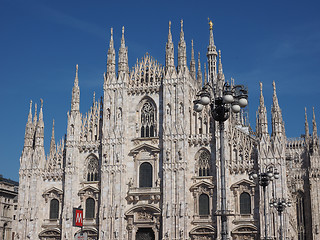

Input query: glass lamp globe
[274,169,280,179]
[200,96,211,105]
[239,98,248,107]
[223,94,234,104]
[231,104,241,113]
[252,173,258,179]
[267,172,273,178]
[194,102,203,112]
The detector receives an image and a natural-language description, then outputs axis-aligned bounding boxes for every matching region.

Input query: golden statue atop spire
[208,18,213,30]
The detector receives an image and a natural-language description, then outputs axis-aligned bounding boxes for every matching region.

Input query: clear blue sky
[1,0,320,181]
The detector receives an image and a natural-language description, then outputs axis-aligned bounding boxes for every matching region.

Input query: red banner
[73,208,83,227]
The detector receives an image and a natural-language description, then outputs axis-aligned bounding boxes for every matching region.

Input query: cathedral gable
[129,143,160,159]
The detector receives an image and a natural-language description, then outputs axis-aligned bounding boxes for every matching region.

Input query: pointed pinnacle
[52,119,55,135]
[272,81,279,108]
[74,64,79,86]
[305,107,309,137]
[259,82,265,106]
[33,103,38,126]
[204,63,207,84]
[121,26,125,47]
[218,50,223,74]
[191,40,195,60]
[28,100,33,121]
[168,21,172,42]
[209,19,215,47]
[109,27,114,49]
[312,107,318,138]
[180,19,184,41]
[39,99,43,121]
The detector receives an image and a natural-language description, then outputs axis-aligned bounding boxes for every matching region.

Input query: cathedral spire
[312,107,319,153]
[312,107,318,138]
[71,64,80,113]
[271,81,284,136]
[256,82,268,137]
[217,50,225,97]
[204,63,207,84]
[190,40,196,79]
[106,27,116,78]
[118,26,129,76]
[177,19,187,73]
[35,99,44,148]
[33,103,38,131]
[197,52,202,83]
[23,100,34,149]
[207,19,217,85]
[165,21,175,74]
[49,119,56,156]
[218,50,224,79]
[305,107,310,140]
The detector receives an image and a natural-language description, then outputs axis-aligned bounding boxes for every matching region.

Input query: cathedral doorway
[136,228,155,240]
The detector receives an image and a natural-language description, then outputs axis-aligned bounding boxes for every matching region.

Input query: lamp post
[270,198,291,240]
[249,168,280,240]
[194,82,248,240]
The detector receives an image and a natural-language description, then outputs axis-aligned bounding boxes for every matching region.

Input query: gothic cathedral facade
[16,21,320,240]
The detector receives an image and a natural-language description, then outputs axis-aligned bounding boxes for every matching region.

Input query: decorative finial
[169,21,171,30]
[40,98,43,109]
[272,80,276,92]
[122,26,124,35]
[208,18,213,30]
[29,100,32,112]
[111,27,113,36]
[305,107,307,118]
[180,19,183,29]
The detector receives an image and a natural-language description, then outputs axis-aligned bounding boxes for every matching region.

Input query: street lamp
[270,198,291,240]
[249,168,280,240]
[194,82,248,240]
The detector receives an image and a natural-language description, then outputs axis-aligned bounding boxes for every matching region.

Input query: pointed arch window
[139,162,153,188]
[86,156,99,181]
[198,150,211,176]
[240,192,251,214]
[297,192,306,240]
[199,193,209,215]
[85,198,95,219]
[141,101,156,138]
[49,199,59,219]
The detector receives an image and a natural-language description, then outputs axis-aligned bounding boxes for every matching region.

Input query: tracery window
[240,192,251,214]
[49,199,59,219]
[86,156,99,181]
[139,162,153,188]
[198,150,211,176]
[85,198,95,219]
[297,191,306,240]
[141,101,156,138]
[199,193,210,215]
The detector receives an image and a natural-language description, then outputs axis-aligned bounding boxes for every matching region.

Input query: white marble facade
[16,21,320,240]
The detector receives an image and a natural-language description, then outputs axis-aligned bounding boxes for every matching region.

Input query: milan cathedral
[16,21,320,240]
